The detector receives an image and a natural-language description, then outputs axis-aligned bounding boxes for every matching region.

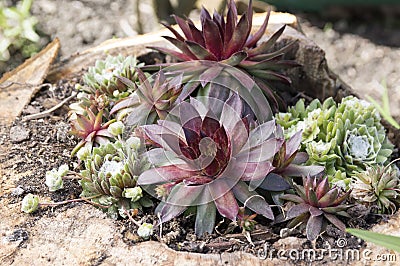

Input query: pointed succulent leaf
[245,8,269,48]
[156,201,188,224]
[186,41,217,61]
[286,203,310,220]
[309,206,323,217]
[213,190,239,221]
[224,14,249,58]
[324,213,346,231]
[173,15,193,40]
[161,22,184,41]
[195,202,217,236]
[318,188,339,208]
[316,177,330,199]
[280,193,304,204]
[321,205,350,214]
[247,25,286,56]
[224,0,238,45]
[258,173,290,191]
[137,165,196,185]
[306,215,323,241]
[203,18,223,59]
[232,181,273,219]
[162,36,197,60]
[220,51,247,66]
[149,46,194,61]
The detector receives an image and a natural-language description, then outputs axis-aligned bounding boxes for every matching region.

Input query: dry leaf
[0,38,60,126]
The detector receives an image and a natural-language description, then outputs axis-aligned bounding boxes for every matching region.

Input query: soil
[1,1,400,265]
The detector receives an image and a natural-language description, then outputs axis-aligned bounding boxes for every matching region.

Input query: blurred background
[1,0,400,117]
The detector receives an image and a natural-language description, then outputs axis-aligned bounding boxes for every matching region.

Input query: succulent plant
[69,89,111,117]
[271,128,324,178]
[79,137,152,218]
[21,193,39,214]
[275,96,394,186]
[111,69,183,125]
[45,164,69,192]
[237,207,257,232]
[108,121,125,137]
[69,55,143,130]
[152,0,298,110]
[137,223,154,239]
[45,175,63,192]
[137,94,291,236]
[0,0,40,61]
[350,165,400,214]
[69,108,116,156]
[82,55,141,98]
[123,187,143,202]
[281,176,351,241]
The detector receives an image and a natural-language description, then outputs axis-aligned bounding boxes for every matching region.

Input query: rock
[272,236,305,250]
[23,105,41,115]
[3,229,29,243]
[10,186,25,196]
[274,25,354,102]
[55,122,70,142]
[9,126,30,143]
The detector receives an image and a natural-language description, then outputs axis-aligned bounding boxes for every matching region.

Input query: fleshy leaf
[258,173,290,191]
[306,215,323,241]
[324,213,346,231]
[137,165,195,185]
[195,202,217,236]
[286,203,309,220]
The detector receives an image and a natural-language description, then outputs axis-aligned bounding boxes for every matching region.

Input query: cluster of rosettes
[79,137,152,218]
[69,55,142,155]
[83,55,141,98]
[276,96,394,186]
[70,55,141,116]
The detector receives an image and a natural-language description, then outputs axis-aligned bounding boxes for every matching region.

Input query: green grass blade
[366,95,400,129]
[381,80,390,114]
[346,228,400,252]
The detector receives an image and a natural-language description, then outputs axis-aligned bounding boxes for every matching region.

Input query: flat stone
[9,126,30,143]
[23,105,41,115]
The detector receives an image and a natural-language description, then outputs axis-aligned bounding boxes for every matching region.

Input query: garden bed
[1,6,400,266]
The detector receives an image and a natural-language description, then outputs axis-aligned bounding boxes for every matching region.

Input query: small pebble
[3,229,29,243]
[11,185,25,196]
[56,122,70,142]
[23,105,41,115]
[9,126,30,143]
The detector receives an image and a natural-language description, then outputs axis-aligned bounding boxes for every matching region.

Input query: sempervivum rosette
[281,176,351,241]
[83,54,141,98]
[69,55,142,128]
[69,109,116,156]
[334,97,393,171]
[137,94,291,236]
[275,96,394,187]
[350,165,400,214]
[111,69,182,125]
[151,0,299,110]
[79,137,152,218]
